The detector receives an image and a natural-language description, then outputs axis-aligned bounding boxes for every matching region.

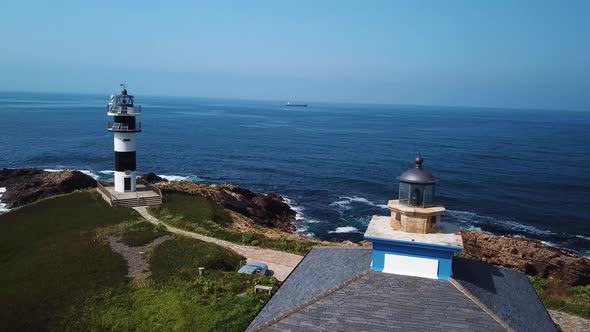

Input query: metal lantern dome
[397,154,438,207]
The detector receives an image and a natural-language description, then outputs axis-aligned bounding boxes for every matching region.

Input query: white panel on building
[383,254,438,279]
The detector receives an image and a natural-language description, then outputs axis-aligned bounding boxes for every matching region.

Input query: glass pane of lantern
[399,183,410,204]
[423,185,434,207]
[409,184,424,207]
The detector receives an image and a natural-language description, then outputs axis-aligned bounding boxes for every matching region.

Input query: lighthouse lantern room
[107,84,142,193]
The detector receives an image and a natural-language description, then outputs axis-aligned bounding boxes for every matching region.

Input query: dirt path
[133,207,303,281]
[106,235,172,277]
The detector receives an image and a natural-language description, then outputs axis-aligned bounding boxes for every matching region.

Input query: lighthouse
[364,155,463,279]
[107,84,142,193]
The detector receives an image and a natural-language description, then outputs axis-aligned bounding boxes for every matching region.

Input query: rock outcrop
[462,230,590,286]
[140,172,168,184]
[159,181,296,232]
[0,168,97,208]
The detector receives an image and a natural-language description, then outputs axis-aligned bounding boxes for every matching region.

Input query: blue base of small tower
[366,236,462,280]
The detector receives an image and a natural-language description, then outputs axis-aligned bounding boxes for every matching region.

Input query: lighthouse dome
[397,155,438,184]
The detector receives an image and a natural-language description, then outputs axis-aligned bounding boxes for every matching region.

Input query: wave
[328,226,360,234]
[283,197,305,221]
[446,210,556,236]
[98,170,115,175]
[157,174,202,182]
[330,196,389,211]
[0,187,9,212]
[43,168,100,180]
[575,235,590,241]
[283,196,326,238]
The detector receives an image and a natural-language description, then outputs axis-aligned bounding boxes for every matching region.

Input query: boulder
[462,230,590,286]
[0,168,97,208]
[140,172,168,184]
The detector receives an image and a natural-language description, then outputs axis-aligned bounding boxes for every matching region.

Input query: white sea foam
[446,210,556,236]
[0,187,9,212]
[98,170,115,175]
[79,170,100,180]
[541,241,560,248]
[283,196,322,238]
[328,226,360,234]
[330,196,389,212]
[575,235,590,241]
[283,197,305,221]
[43,168,63,172]
[158,174,202,182]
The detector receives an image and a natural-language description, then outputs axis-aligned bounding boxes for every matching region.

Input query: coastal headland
[1,168,590,328]
[1,168,589,286]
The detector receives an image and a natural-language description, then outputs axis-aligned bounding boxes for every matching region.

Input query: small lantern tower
[391,154,444,233]
[364,155,463,280]
[107,84,142,193]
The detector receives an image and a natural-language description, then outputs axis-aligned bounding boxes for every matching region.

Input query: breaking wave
[0,187,9,212]
[328,226,361,234]
[157,174,202,182]
[329,196,389,212]
[43,168,100,180]
[283,196,325,238]
[446,210,556,236]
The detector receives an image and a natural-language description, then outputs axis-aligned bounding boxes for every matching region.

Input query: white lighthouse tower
[107,84,142,193]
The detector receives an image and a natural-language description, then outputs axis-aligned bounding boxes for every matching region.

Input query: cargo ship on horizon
[285,102,308,107]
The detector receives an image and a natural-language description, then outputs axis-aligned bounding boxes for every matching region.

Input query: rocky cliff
[157,180,296,232]
[462,230,590,286]
[0,168,97,208]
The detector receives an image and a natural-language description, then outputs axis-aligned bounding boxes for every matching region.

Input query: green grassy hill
[0,191,274,331]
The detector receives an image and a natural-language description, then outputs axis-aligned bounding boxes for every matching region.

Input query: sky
[0,0,589,110]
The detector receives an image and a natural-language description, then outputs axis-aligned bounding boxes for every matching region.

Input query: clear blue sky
[1,0,588,110]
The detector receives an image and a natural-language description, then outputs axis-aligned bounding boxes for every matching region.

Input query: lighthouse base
[97,183,162,208]
[114,171,137,192]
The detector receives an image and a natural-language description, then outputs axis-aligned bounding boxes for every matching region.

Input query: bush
[528,276,548,291]
[242,232,257,244]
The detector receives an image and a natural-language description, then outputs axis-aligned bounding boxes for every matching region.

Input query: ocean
[1,91,589,256]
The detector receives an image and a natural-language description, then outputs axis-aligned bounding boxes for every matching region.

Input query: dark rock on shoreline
[159,181,296,232]
[0,168,97,209]
[140,173,168,184]
[462,230,590,286]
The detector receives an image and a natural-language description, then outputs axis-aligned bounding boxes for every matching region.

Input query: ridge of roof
[449,277,513,332]
[250,270,371,331]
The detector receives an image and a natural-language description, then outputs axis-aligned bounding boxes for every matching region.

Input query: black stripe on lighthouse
[114,151,136,171]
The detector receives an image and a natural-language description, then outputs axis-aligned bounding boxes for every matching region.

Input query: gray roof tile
[452,257,557,332]
[250,248,558,332]
[248,247,372,329]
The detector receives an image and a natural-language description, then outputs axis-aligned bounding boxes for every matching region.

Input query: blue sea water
[1,91,589,256]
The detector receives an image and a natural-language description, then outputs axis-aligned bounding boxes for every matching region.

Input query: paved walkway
[133,207,303,281]
[549,310,590,332]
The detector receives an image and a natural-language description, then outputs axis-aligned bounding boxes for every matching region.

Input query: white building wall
[383,254,439,279]
[114,171,137,192]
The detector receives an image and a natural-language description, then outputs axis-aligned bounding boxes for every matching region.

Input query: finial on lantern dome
[415,153,424,169]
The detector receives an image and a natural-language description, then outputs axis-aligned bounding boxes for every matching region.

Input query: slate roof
[248,247,557,332]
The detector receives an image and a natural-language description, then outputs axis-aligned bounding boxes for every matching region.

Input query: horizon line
[0,89,587,114]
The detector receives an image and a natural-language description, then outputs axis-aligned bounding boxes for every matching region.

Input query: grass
[1,190,276,331]
[0,191,137,331]
[61,236,275,331]
[150,237,243,283]
[149,191,315,254]
[529,276,590,318]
